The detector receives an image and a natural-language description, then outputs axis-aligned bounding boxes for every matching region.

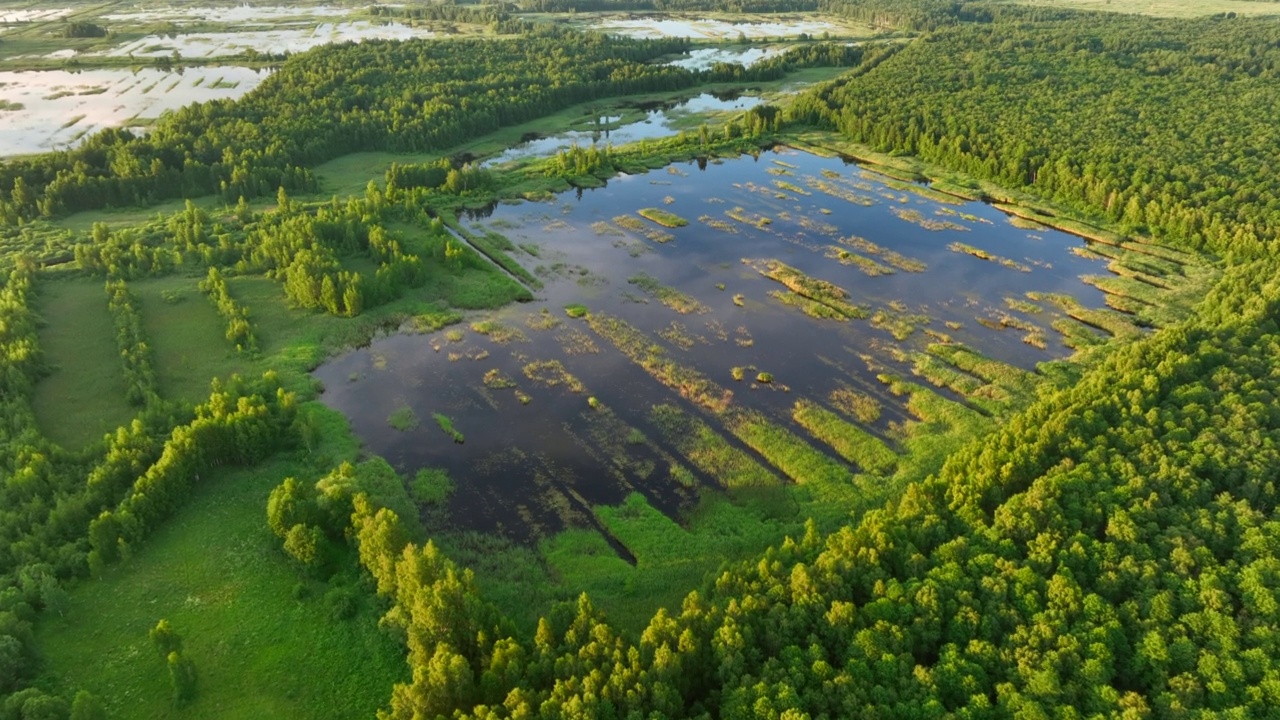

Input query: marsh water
[482,93,762,168]
[315,146,1121,544]
[0,66,271,156]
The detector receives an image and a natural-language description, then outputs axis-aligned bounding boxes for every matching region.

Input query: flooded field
[482,93,762,168]
[99,5,356,23]
[315,147,1172,545]
[100,21,433,58]
[665,46,788,70]
[595,16,844,39]
[0,66,269,156]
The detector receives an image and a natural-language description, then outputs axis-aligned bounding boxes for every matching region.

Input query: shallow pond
[0,66,270,156]
[100,5,356,24]
[664,46,788,70]
[482,93,762,168]
[596,17,840,39]
[316,147,1126,544]
[100,20,433,58]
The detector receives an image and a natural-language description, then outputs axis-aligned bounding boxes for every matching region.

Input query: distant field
[31,277,135,448]
[1003,0,1280,17]
[35,453,406,720]
[132,275,257,404]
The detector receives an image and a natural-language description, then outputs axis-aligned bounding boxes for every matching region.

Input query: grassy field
[31,277,135,449]
[34,450,406,720]
[132,275,258,404]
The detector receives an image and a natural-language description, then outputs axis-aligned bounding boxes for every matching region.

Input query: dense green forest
[3,1,1280,718]
[789,14,1280,257]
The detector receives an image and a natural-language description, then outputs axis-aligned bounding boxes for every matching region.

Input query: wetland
[313,144,1199,609]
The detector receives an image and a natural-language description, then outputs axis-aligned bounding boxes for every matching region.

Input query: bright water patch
[597,17,839,39]
[664,46,788,70]
[482,93,763,167]
[0,66,270,156]
[100,21,434,58]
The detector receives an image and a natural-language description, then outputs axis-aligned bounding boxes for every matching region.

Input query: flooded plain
[315,146,1138,544]
[0,66,270,156]
[595,16,843,39]
[482,93,763,168]
[100,21,435,58]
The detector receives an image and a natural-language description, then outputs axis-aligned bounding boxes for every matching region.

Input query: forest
[2,0,1280,718]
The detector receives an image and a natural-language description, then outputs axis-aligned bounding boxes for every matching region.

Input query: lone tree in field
[149,619,182,659]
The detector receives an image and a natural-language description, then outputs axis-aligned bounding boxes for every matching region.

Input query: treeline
[105,279,159,407]
[516,0,983,29]
[198,268,257,353]
[0,369,297,707]
[0,29,697,221]
[88,373,298,571]
[789,14,1280,256]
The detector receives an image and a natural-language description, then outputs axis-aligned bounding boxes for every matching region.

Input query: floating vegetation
[792,399,897,475]
[612,238,651,257]
[821,169,841,179]
[1008,215,1050,231]
[614,214,674,243]
[662,195,676,205]
[650,404,777,489]
[828,386,881,424]
[483,369,517,389]
[745,259,868,320]
[945,320,964,330]
[891,206,969,231]
[1030,292,1144,339]
[658,321,699,350]
[755,372,773,384]
[766,167,792,176]
[772,180,811,196]
[515,390,532,405]
[1004,297,1044,314]
[591,221,624,237]
[732,293,745,307]
[445,329,466,343]
[947,242,1032,272]
[666,166,687,177]
[725,206,772,228]
[734,325,753,347]
[564,304,589,319]
[731,366,747,381]
[627,273,709,315]
[803,176,876,206]
[772,159,798,169]
[522,359,587,393]
[586,313,732,414]
[1070,245,1105,261]
[794,216,839,236]
[705,319,729,342]
[524,308,562,331]
[555,327,599,355]
[388,405,419,431]
[698,215,739,234]
[870,308,931,340]
[637,208,689,228]
[433,413,465,443]
[838,236,927,273]
[824,246,895,277]
[542,219,570,232]
[470,320,528,343]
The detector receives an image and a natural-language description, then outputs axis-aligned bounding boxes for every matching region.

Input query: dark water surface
[314,147,1115,542]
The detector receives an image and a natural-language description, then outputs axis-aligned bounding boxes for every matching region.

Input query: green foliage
[387,406,419,432]
[789,14,1280,256]
[148,620,181,660]
[410,469,453,506]
[433,413,465,444]
[563,303,588,318]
